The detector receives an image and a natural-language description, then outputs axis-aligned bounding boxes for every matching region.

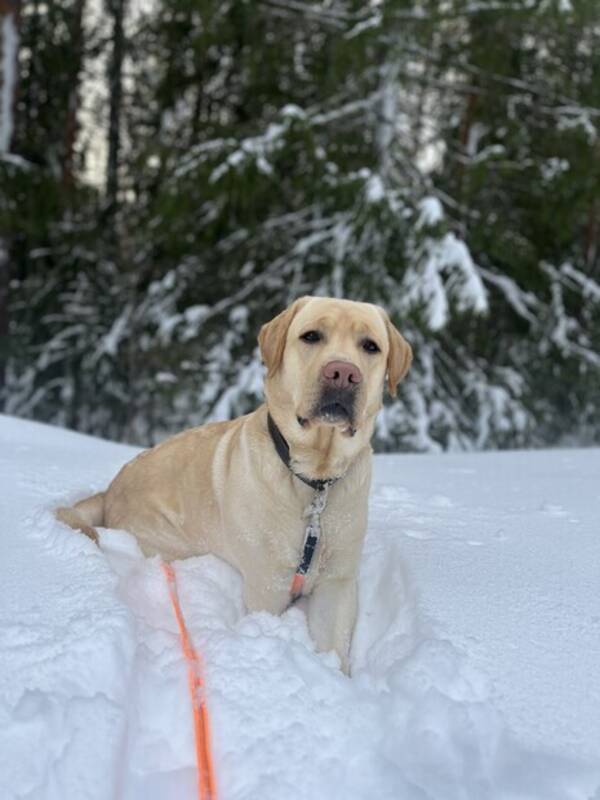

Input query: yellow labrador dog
[57,296,412,672]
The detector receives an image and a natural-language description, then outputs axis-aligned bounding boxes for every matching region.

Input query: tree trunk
[585,200,598,274]
[105,0,127,213]
[0,0,20,405]
[0,243,8,402]
[0,0,19,153]
[62,0,86,188]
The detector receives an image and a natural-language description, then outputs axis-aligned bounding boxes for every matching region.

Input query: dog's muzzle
[313,386,356,427]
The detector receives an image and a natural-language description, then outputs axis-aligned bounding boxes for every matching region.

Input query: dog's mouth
[298,389,357,436]
[318,401,351,423]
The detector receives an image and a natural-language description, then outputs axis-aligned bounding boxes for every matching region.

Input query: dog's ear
[258,297,311,377]
[380,309,413,396]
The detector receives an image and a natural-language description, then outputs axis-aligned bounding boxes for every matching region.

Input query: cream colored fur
[56,296,412,672]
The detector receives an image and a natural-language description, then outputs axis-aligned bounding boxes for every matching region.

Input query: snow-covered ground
[1,413,599,800]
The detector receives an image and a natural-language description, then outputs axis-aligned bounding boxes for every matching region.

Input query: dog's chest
[270,499,349,579]
[220,458,368,596]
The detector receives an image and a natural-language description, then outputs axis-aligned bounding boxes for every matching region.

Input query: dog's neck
[263,404,373,483]
[267,412,339,490]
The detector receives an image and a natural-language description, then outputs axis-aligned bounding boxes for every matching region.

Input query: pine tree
[2,1,112,431]
[429,0,600,446]
[106,0,489,446]
[3,0,600,450]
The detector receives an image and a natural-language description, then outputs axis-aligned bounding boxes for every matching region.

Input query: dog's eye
[300,330,322,344]
[362,339,380,354]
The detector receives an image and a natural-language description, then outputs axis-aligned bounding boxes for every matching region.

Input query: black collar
[267,413,338,492]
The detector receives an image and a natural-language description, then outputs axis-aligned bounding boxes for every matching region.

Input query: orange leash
[161,562,217,800]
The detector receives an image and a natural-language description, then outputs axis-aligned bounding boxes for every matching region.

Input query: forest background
[1,0,599,452]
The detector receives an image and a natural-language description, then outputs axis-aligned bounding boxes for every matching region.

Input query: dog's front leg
[243,577,290,617]
[306,576,357,675]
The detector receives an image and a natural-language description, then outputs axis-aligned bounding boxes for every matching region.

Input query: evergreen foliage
[1,0,599,449]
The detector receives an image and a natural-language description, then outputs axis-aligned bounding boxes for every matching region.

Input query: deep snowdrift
[0,414,599,800]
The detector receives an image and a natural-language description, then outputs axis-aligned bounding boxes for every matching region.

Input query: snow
[365,173,385,203]
[560,262,600,303]
[405,200,488,332]
[100,306,132,357]
[209,113,299,183]
[416,196,444,228]
[1,414,599,800]
[480,268,539,323]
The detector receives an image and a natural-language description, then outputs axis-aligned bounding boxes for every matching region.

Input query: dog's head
[259,296,412,441]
